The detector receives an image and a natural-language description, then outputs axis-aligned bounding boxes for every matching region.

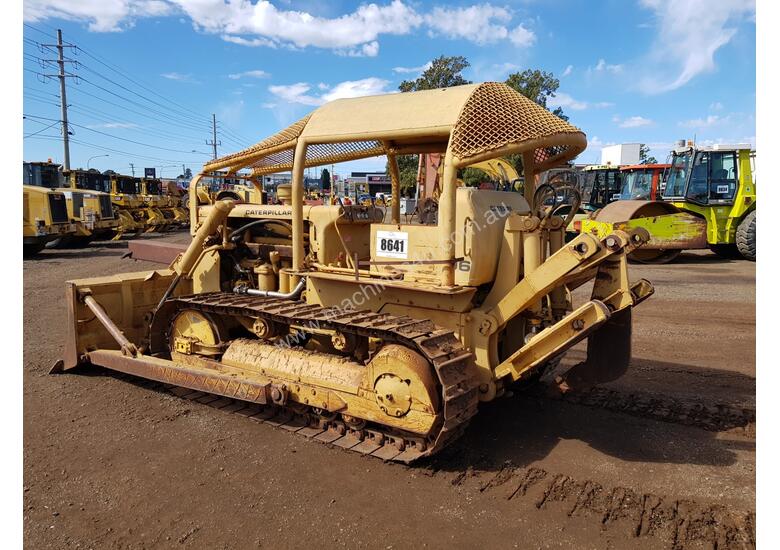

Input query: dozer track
[149,292,480,462]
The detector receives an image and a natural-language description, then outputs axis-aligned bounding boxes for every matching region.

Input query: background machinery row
[22,160,189,255]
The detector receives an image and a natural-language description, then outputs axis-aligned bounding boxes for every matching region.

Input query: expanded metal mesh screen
[450,82,583,166]
[207,82,584,175]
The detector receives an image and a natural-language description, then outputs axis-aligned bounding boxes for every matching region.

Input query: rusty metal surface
[591,200,679,223]
[592,200,708,250]
[143,292,480,463]
[87,350,271,404]
[127,240,188,264]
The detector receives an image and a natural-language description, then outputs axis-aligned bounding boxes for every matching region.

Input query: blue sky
[23,0,756,177]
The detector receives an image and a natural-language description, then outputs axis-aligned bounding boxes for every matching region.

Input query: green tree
[639,144,658,164]
[505,69,568,121]
[399,55,472,92]
[321,168,331,189]
[386,154,419,197]
[390,56,472,196]
[461,167,488,188]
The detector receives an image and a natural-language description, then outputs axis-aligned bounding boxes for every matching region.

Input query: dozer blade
[560,307,632,390]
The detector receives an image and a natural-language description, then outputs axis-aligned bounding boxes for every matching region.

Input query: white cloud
[339,40,379,57]
[549,92,587,111]
[322,78,391,102]
[317,83,330,90]
[269,77,392,107]
[710,101,724,111]
[268,82,322,106]
[261,102,277,109]
[24,0,172,32]
[562,64,573,77]
[593,58,623,74]
[637,0,755,93]
[227,70,270,80]
[222,35,277,48]
[509,24,536,47]
[679,114,729,128]
[392,62,432,74]
[160,71,195,82]
[423,5,535,47]
[616,115,653,128]
[87,122,140,129]
[24,0,538,52]
[548,92,613,111]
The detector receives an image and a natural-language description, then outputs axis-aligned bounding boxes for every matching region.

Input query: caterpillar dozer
[160,179,189,225]
[581,143,756,263]
[55,83,654,462]
[137,178,180,232]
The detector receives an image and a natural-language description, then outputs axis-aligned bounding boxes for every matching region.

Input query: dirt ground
[23,234,755,549]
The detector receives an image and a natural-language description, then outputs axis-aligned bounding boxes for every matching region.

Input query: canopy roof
[204,82,586,176]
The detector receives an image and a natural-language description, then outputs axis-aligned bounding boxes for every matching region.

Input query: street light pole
[87,154,109,170]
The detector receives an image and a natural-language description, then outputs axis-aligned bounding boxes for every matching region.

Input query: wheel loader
[55,83,654,462]
[22,183,76,256]
[23,162,121,247]
[580,143,756,262]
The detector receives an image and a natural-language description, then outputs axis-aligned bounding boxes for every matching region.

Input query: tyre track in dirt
[102,371,755,549]
[538,385,755,438]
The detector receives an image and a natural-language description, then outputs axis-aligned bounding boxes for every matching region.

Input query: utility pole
[206,114,221,159]
[40,30,77,171]
[129,163,135,176]
[56,29,71,171]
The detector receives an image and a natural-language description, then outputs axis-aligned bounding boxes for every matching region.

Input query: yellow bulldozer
[55,83,653,462]
[103,171,148,238]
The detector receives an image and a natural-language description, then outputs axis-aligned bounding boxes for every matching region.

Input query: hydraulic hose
[233,278,306,299]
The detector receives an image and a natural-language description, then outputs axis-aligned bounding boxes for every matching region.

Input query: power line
[76,76,212,132]
[77,63,212,128]
[24,114,212,155]
[23,24,248,163]
[24,118,61,139]
[65,84,213,135]
[23,23,57,40]
[26,135,206,165]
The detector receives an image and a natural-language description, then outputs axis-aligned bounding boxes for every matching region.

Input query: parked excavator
[56,83,653,462]
[581,143,756,262]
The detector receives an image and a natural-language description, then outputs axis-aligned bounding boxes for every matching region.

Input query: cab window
[708,151,737,202]
[685,152,710,203]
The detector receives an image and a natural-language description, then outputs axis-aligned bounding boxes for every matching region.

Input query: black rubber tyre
[23,241,46,257]
[736,210,756,261]
[708,243,742,260]
[628,249,682,264]
[48,235,95,249]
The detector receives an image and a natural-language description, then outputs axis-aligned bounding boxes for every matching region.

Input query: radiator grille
[48,193,69,223]
[99,194,114,219]
[71,193,84,218]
